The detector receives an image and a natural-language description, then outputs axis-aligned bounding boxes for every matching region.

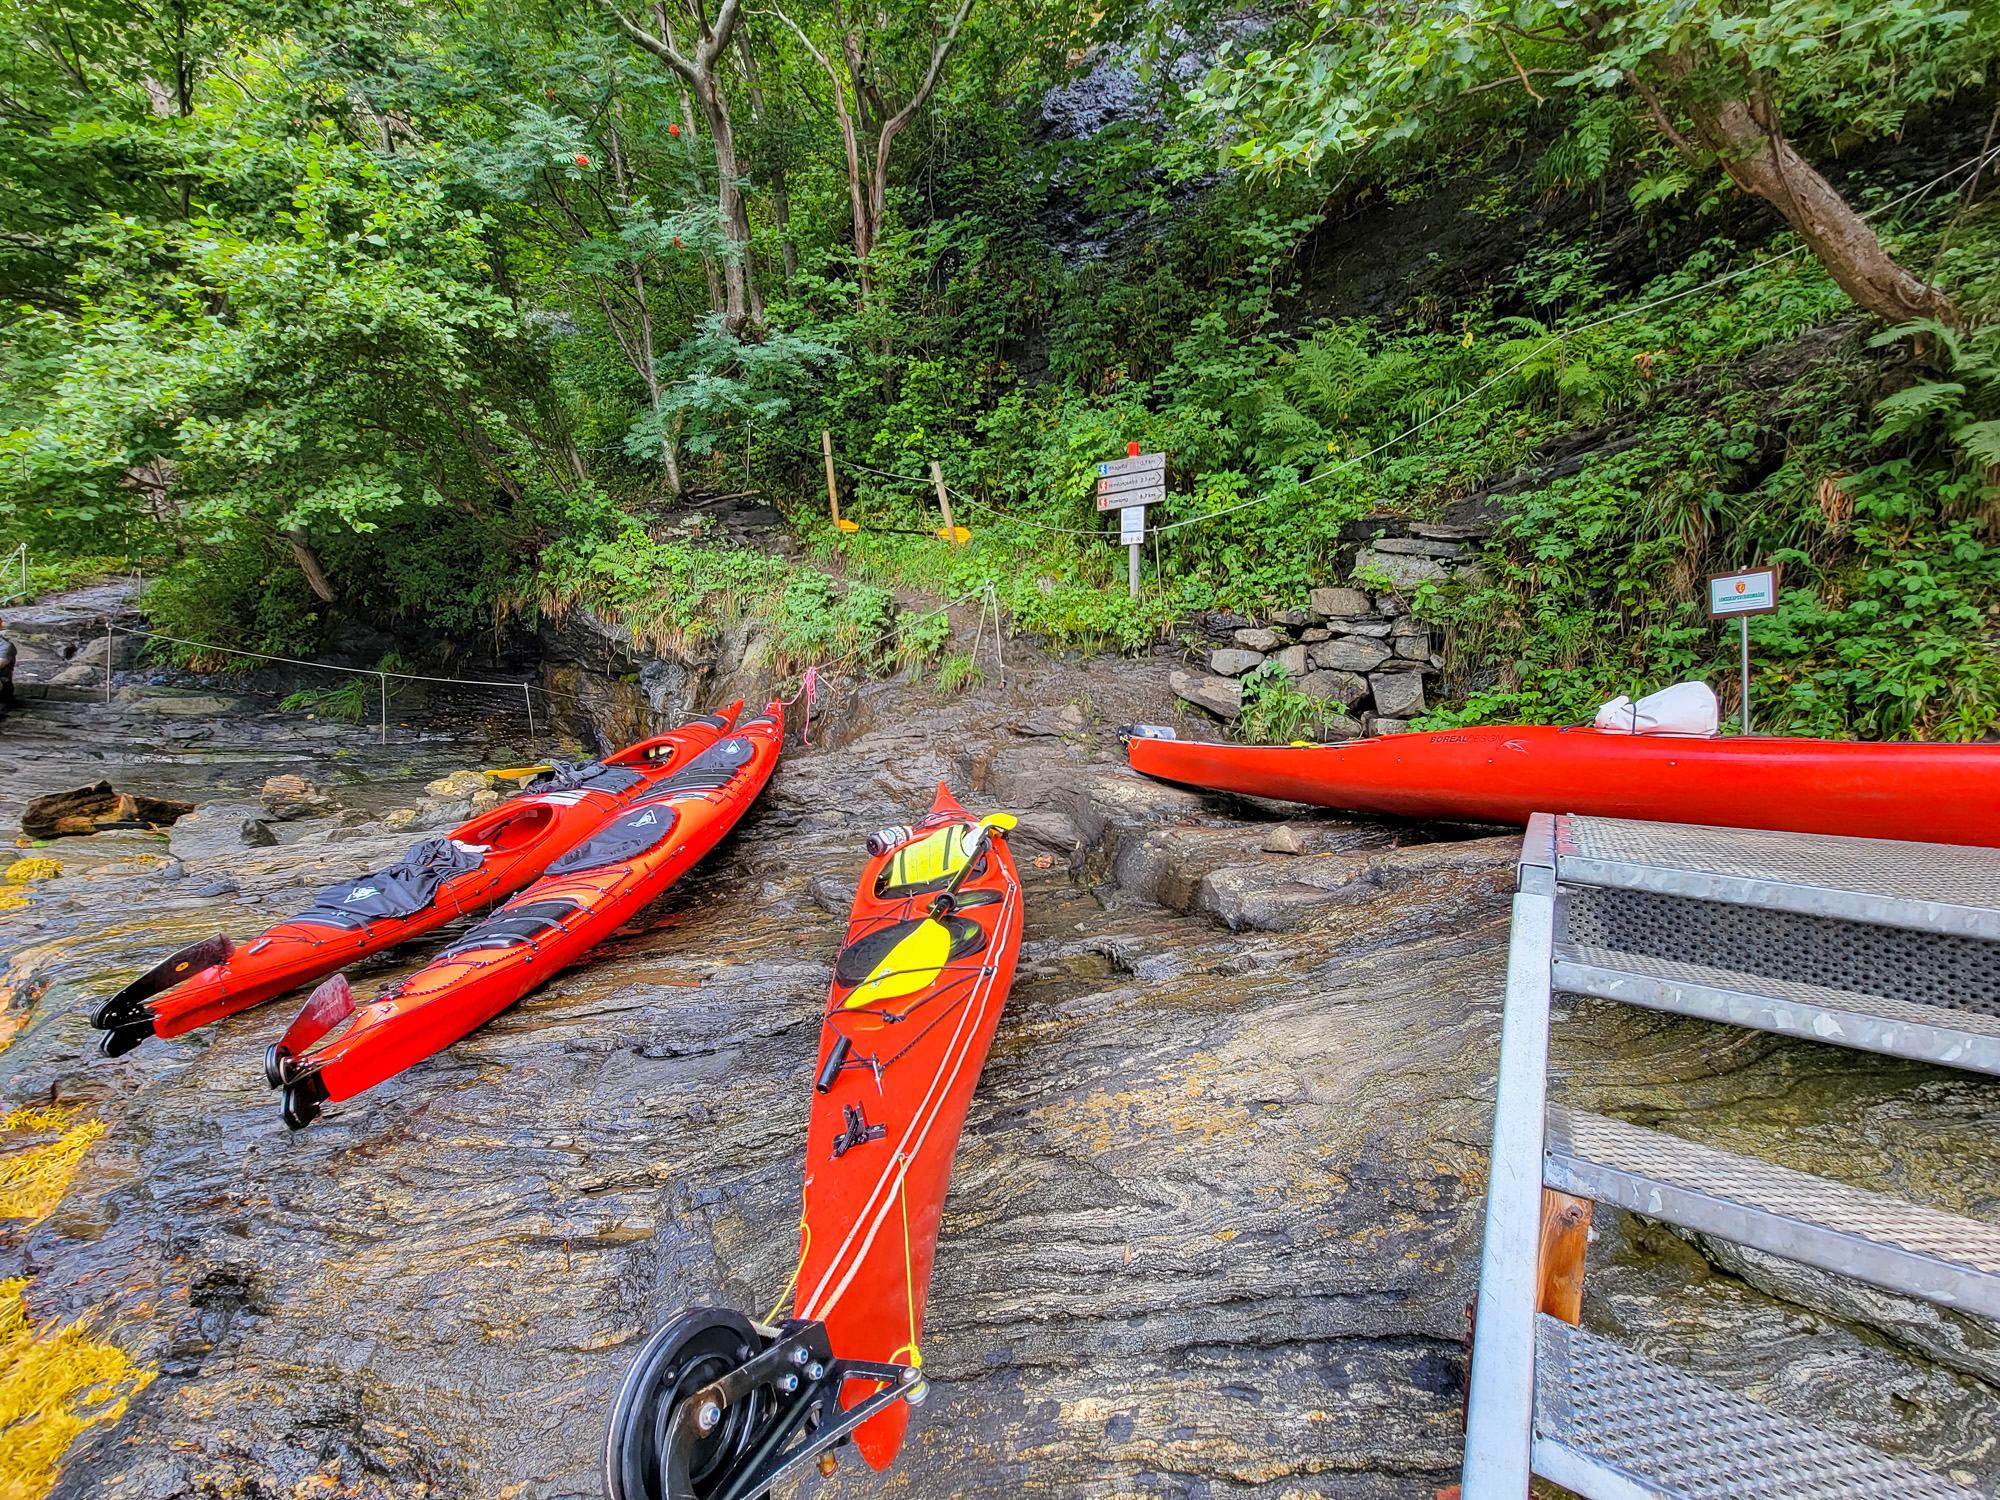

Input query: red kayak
[1127,725,2000,847]
[265,704,786,1128]
[90,709,741,1057]
[601,784,1023,1499]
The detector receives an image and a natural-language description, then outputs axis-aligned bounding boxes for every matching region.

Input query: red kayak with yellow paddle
[600,783,1023,1500]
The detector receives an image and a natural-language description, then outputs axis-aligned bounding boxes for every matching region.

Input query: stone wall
[1168,518,1486,737]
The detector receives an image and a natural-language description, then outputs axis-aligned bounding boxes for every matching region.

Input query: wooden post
[821,431,841,528]
[1536,1189,1593,1324]
[928,461,958,542]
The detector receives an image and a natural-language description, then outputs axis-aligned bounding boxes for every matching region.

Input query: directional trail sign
[1097,452,1167,511]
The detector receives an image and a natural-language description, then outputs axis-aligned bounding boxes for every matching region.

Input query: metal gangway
[1462,813,2000,1499]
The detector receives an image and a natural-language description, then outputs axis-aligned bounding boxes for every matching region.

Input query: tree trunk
[692,72,763,331]
[1650,51,1956,328]
[613,0,762,333]
[672,79,726,316]
[286,530,338,602]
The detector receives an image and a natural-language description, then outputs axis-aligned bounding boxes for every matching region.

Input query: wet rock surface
[0,631,1994,1499]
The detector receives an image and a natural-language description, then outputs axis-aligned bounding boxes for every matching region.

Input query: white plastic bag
[1594,681,1719,736]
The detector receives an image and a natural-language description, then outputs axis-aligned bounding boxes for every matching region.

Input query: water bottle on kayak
[866,825,914,857]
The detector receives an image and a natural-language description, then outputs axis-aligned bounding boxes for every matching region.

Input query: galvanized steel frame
[1460,813,1558,1500]
[1551,949,2000,1076]
[1544,1108,2000,1318]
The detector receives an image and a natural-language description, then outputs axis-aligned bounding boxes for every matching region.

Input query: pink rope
[781,665,819,745]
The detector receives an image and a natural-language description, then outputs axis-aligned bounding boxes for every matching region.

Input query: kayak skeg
[90,707,743,1058]
[267,703,787,1130]
[1126,725,2000,847]
[600,783,1022,1500]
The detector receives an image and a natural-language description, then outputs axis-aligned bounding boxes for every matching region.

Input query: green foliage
[936,651,984,693]
[280,680,372,722]
[1238,661,1357,744]
[141,544,333,664]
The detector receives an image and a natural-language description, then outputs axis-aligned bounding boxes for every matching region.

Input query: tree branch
[1499,35,1544,102]
[595,0,696,81]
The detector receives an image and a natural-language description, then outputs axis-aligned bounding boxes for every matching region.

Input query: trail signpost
[1708,565,1781,734]
[1099,448,1165,599]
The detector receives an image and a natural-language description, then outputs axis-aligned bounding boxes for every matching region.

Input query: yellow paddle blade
[935,526,970,543]
[836,518,860,532]
[485,765,553,782]
[845,919,953,1007]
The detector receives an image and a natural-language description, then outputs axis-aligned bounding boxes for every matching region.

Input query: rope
[780,663,819,744]
[767,1214,809,1325]
[888,1172,923,1369]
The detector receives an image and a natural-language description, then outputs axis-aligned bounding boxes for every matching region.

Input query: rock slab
[1170,670,1244,720]
[1207,649,1266,678]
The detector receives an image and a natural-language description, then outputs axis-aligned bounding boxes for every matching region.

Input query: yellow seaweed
[0,1277,152,1500]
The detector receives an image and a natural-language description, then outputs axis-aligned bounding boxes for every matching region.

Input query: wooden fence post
[929,461,959,542]
[822,431,842,528]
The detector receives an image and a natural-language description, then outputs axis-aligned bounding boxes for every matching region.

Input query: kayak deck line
[1462,812,2000,1500]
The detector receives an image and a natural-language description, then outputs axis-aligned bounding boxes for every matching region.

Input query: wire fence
[81,583,1007,750]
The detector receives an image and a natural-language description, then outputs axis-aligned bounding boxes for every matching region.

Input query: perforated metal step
[1533,1314,1982,1500]
[1545,1107,2000,1317]
[1553,944,2000,1076]
[1553,815,2000,940]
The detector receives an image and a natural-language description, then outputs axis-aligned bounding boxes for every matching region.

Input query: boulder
[1207,649,1265,678]
[1169,670,1243,721]
[411,797,474,831]
[260,775,339,821]
[50,658,102,687]
[384,809,418,830]
[1269,609,1313,629]
[1300,627,1330,643]
[1325,618,1393,638]
[22,782,195,839]
[1370,672,1428,719]
[1273,644,1309,679]
[1233,627,1281,653]
[1315,712,1365,739]
[1260,825,1306,855]
[1373,593,1411,619]
[1309,637,1392,674]
[426,769,489,799]
[1367,717,1412,735]
[168,803,278,861]
[1309,586,1373,619]
[126,693,242,717]
[1298,670,1369,708]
